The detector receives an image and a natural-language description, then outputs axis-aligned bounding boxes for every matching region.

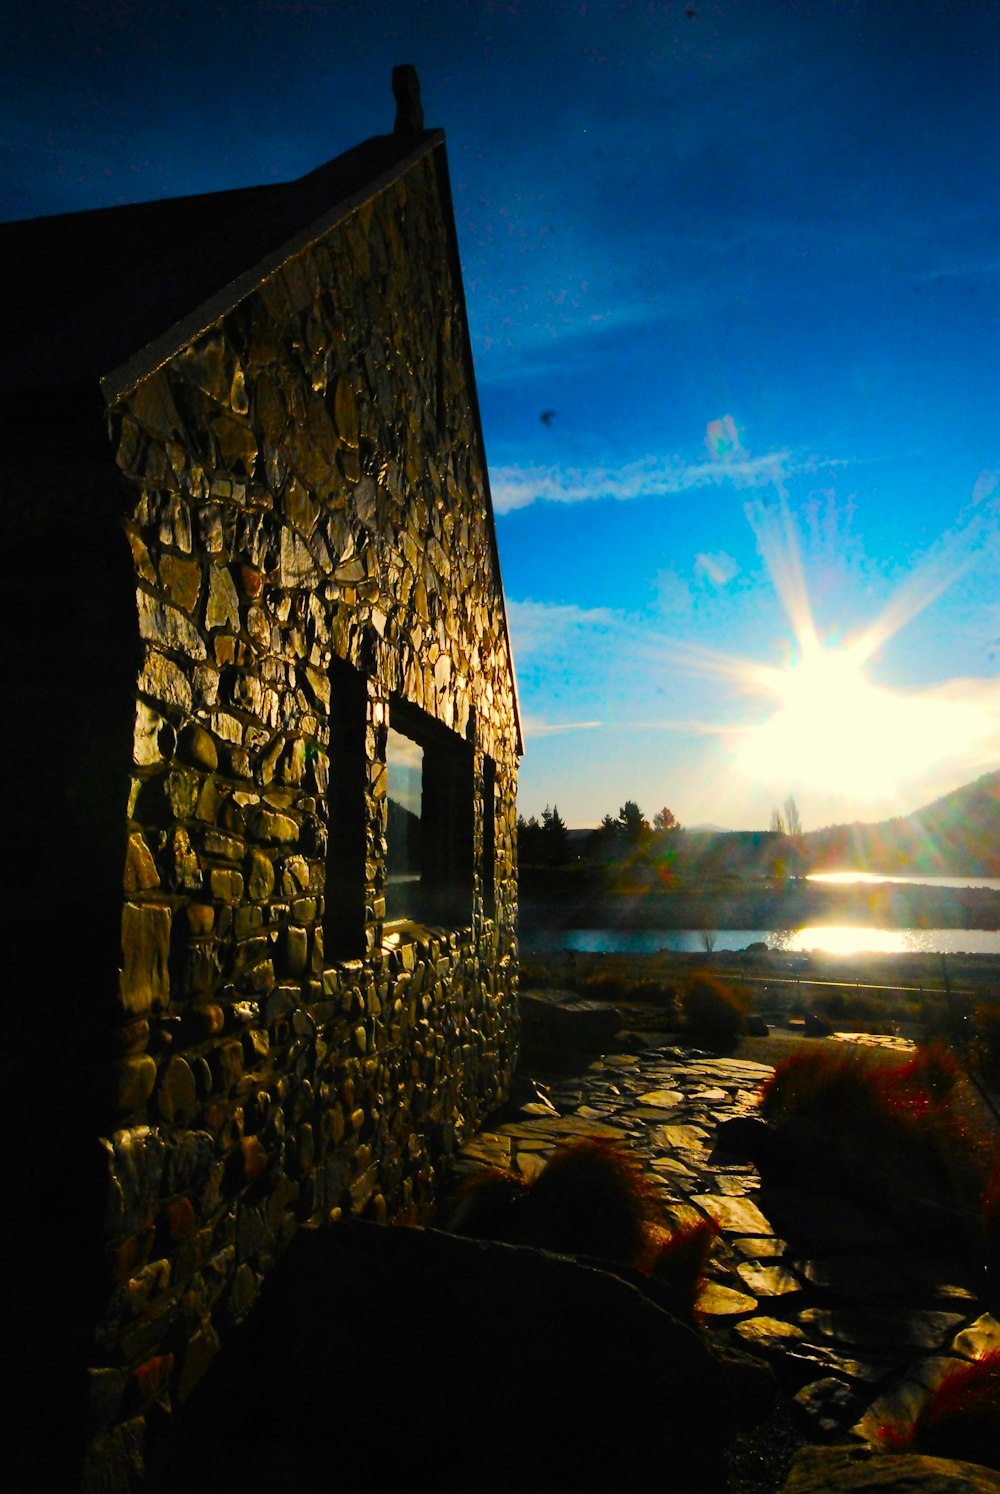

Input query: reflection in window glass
[385,701,473,927]
[386,726,424,920]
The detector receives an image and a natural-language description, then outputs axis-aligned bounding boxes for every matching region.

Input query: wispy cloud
[491,446,854,515]
[695,551,740,587]
[505,598,622,660]
[521,713,735,741]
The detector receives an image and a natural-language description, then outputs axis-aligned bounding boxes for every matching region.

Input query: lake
[519,866,1000,956]
[522,925,1000,957]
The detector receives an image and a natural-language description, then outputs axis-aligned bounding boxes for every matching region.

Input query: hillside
[804,770,1000,876]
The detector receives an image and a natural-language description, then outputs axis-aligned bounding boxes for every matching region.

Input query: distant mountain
[804,770,1000,876]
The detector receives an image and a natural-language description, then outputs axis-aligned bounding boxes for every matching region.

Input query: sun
[736,639,928,798]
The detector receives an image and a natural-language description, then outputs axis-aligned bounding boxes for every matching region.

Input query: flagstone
[800,1255,910,1303]
[460,1135,511,1165]
[798,1307,965,1353]
[637,1089,686,1108]
[714,1175,762,1197]
[951,1312,1000,1359]
[735,1315,808,1352]
[656,1124,712,1152]
[649,1156,696,1178]
[693,1193,774,1236]
[514,1152,547,1183]
[793,1376,862,1435]
[734,1236,789,1260]
[662,1202,708,1232]
[737,1262,801,1297]
[785,1345,898,1384]
[697,1281,758,1316]
[852,1360,958,1447]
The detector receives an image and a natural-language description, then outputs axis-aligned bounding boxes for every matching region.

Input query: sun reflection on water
[771,925,941,956]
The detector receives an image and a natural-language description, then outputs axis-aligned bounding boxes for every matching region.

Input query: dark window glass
[482,755,496,916]
[324,658,367,960]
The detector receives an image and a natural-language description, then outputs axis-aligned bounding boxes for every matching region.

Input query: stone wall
[86,144,519,1485]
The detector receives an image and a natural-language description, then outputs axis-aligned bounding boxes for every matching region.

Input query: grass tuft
[522,1138,656,1263]
[644,1215,720,1304]
[447,1139,718,1315]
[758,1042,993,1250]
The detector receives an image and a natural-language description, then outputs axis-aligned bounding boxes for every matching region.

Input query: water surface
[522,926,1000,956]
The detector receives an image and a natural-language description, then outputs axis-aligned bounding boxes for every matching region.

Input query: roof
[0,131,437,397]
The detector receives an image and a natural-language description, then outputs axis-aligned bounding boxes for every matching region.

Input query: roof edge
[101,131,443,406]
[428,142,524,758]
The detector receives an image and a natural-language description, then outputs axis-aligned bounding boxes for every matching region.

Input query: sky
[6,0,1000,831]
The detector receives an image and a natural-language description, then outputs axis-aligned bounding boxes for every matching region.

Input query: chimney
[392,65,424,136]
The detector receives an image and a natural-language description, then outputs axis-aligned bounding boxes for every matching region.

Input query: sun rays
[673,497,1000,809]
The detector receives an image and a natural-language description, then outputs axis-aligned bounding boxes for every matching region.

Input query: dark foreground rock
[519,986,623,1068]
[781,1445,1000,1491]
[147,1220,736,1491]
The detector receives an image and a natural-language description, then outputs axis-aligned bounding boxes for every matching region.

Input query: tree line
[518,796,804,874]
[517,799,682,869]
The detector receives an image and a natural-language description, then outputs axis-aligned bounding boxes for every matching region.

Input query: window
[386,699,473,926]
[324,657,367,960]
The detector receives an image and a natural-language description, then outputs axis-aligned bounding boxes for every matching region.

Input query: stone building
[1,75,520,1488]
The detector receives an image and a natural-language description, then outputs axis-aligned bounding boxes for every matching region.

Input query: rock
[793,1377,862,1436]
[149,1222,735,1489]
[759,1186,898,1252]
[803,1010,833,1037]
[113,1054,158,1113]
[780,1445,1000,1491]
[177,722,218,772]
[205,564,241,630]
[519,989,623,1067]
[156,1056,197,1124]
[715,1115,774,1162]
[120,902,172,1015]
[124,832,160,893]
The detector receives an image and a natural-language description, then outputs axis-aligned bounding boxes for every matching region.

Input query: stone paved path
[450,1040,1000,1448]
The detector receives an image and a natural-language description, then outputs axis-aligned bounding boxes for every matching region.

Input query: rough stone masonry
[0,112,520,1491]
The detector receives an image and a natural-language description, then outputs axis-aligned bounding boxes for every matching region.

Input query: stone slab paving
[449,1040,996,1449]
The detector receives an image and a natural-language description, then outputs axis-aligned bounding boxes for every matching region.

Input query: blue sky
[6,0,1000,830]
